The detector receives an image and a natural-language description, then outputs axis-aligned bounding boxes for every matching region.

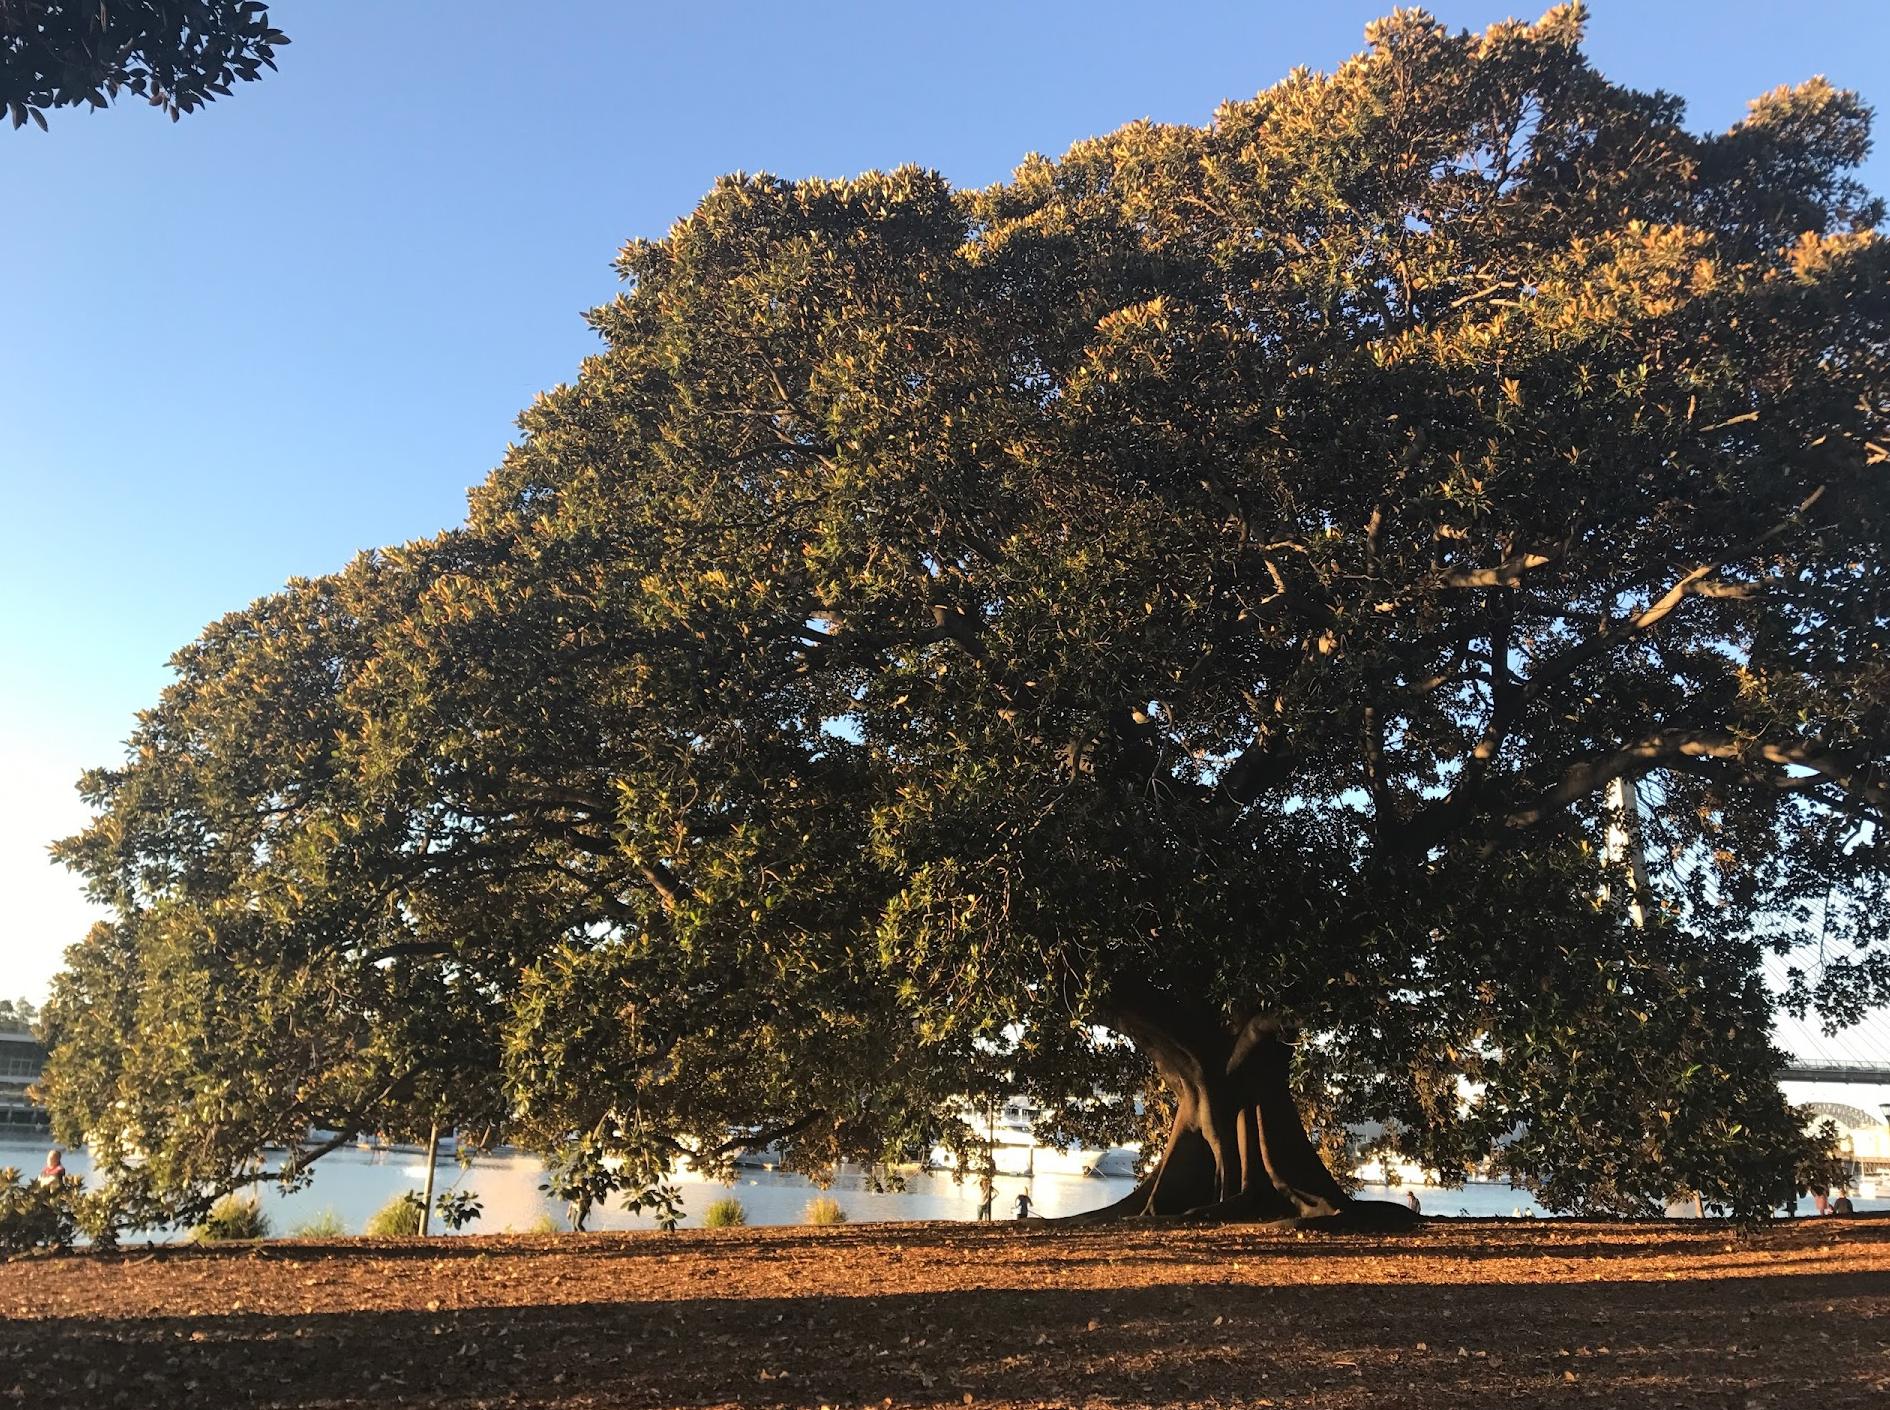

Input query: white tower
[1601,776,1651,929]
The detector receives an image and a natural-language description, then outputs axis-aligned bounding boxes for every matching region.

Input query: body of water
[7,1137,1874,1237]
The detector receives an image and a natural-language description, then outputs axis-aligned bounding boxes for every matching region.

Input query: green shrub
[69,1186,123,1251]
[803,1196,847,1226]
[364,1192,425,1236]
[0,1167,75,1252]
[524,1211,562,1234]
[702,1196,747,1228]
[288,1208,349,1238]
[191,1193,271,1242]
[0,1169,126,1252]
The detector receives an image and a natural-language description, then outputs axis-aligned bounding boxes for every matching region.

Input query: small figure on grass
[976,1170,995,1222]
[1012,1191,1034,1220]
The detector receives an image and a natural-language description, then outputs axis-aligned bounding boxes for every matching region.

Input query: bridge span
[1780,1060,1890,1086]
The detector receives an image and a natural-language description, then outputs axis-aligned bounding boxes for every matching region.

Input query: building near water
[0,1027,48,1131]
[1796,1098,1890,1196]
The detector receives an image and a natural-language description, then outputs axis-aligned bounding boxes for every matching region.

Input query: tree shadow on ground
[5,1267,1888,1408]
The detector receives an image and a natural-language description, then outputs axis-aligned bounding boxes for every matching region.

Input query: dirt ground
[4,1215,1889,1408]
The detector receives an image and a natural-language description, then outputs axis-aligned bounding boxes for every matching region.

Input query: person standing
[38,1149,66,1186]
[976,1171,995,1222]
[1012,1191,1034,1220]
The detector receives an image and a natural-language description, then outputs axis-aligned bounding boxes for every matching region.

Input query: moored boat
[926,1096,1141,1179]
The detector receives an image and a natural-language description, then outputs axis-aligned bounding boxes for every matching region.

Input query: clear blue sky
[4,1,1888,1004]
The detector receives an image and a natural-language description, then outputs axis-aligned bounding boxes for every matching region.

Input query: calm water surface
[9,1136,1869,1237]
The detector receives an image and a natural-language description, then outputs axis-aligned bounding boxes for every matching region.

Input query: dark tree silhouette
[1,0,286,129]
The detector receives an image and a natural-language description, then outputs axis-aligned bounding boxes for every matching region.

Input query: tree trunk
[419,1122,440,1236]
[1087,976,1416,1229]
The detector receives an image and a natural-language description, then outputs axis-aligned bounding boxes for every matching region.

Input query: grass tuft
[288,1207,349,1238]
[364,1192,425,1237]
[191,1193,271,1242]
[803,1195,847,1226]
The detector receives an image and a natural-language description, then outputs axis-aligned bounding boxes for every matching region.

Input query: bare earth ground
[4,1217,1890,1408]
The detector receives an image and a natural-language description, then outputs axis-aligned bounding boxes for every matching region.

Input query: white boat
[927,1097,1140,1179]
[351,1133,459,1159]
[731,1142,783,1170]
[1350,1152,1435,1187]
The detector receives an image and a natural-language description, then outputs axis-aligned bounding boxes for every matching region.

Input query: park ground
[4,1217,1890,1408]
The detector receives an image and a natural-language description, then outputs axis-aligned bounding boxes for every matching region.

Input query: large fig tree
[44,6,1889,1227]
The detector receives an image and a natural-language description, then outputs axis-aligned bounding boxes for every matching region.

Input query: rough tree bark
[1084,974,1418,1230]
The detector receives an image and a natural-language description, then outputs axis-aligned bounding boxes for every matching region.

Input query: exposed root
[1174,1189,1300,1224]
[1064,1189,1426,1232]
[1276,1199,1425,1233]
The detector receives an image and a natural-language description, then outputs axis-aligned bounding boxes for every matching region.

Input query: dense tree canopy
[43,6,1889,1229]
[1,0,286,129]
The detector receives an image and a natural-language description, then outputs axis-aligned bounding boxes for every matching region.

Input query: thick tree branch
[1362,701,1392,834]
[709,1110,831,1158]
[361,939,456,965]
[1390,593,1518,852]
[1520,485,1826,705]
[160,1067,420,1228]
[1442,549,1558,588]
[1096,970,1225,1084]
[1216,733,1294,808]
[1503,729,1889,831]
[1387,489,1836,858]
[1400,620,1479,697]
[637,859,692,909]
